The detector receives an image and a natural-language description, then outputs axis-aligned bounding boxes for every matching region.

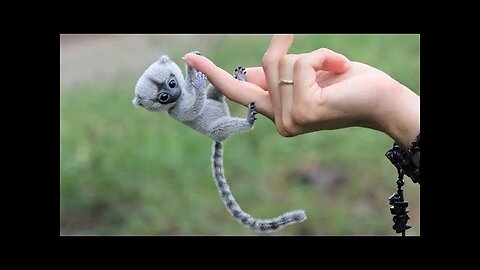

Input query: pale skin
[183,34,420,165]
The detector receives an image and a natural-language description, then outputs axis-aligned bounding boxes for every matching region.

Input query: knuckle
[279,54,295,68]
[317,47,331,54]
[281,117,299,137]
[294,56,309,71]
[274,121,292,137]
[278,56,289,69]
[277,128,294,138]
[275,122,287,137]
[262,52,279,68]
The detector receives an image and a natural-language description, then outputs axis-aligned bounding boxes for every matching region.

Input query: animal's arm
[174,64,208,122]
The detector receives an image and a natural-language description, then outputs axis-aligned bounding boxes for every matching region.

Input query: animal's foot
[234,66,247,81]
[247,102,257,125]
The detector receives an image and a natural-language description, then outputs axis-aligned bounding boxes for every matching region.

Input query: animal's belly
[183,101,228,136]
[184,117,211,135]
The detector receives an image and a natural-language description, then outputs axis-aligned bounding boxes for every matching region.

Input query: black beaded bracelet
[385,133,420,236]
[385,134,420,184]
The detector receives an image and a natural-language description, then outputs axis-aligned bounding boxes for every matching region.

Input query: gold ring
[279,79,294,86]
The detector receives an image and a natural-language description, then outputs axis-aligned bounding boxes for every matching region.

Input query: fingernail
[182,54,193,64]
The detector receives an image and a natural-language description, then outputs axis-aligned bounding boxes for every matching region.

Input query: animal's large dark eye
[168,78,176,88]
[159,93,169,102]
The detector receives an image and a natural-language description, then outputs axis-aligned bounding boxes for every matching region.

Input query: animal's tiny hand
[247,102,257,125]
[234,66,247,81]
[191,70,208,90]
[186,51,208,91]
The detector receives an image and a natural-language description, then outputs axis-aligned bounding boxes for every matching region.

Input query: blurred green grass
[60,34,420,235]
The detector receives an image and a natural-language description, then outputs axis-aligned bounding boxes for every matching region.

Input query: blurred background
[60,34,420,235]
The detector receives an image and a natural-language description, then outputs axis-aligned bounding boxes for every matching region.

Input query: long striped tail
[212,141,307,233]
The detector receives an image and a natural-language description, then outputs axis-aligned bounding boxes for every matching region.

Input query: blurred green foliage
[60,34,420,235]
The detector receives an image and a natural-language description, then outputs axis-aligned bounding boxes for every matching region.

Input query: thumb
[183,53,273,117]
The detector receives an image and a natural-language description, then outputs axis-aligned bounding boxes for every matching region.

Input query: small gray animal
[132,52,306,233]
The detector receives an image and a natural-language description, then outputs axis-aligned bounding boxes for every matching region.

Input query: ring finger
[279,54,304,128]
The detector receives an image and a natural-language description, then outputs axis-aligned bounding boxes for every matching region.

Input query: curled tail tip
[291,210,307,222]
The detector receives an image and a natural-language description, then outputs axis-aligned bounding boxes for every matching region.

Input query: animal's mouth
[132,97,146,107]
[133,96,155,106]
[132,97,153,109]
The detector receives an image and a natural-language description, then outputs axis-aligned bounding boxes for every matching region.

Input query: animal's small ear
[158,55,170,64]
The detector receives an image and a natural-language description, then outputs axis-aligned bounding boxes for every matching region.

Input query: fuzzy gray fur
[133,54,252,141]
[213,141,306,232]
[133,53,307,233]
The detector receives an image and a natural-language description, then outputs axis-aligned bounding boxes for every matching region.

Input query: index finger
[183,53,274,119]
[262,34,294,122]
[244,67,268,91]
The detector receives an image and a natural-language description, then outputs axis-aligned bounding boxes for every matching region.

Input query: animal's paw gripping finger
[192,71,208,90]
[234,66,247,81]
[247,102,257,124]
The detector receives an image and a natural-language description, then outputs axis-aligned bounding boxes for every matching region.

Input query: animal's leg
[208,103,257,142]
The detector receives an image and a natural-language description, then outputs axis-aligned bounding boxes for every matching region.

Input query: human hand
[183,34,419,149]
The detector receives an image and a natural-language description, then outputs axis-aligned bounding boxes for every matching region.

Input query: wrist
[380,84,420,150]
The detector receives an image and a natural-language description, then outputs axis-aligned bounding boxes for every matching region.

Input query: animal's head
[132,55,185,112]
